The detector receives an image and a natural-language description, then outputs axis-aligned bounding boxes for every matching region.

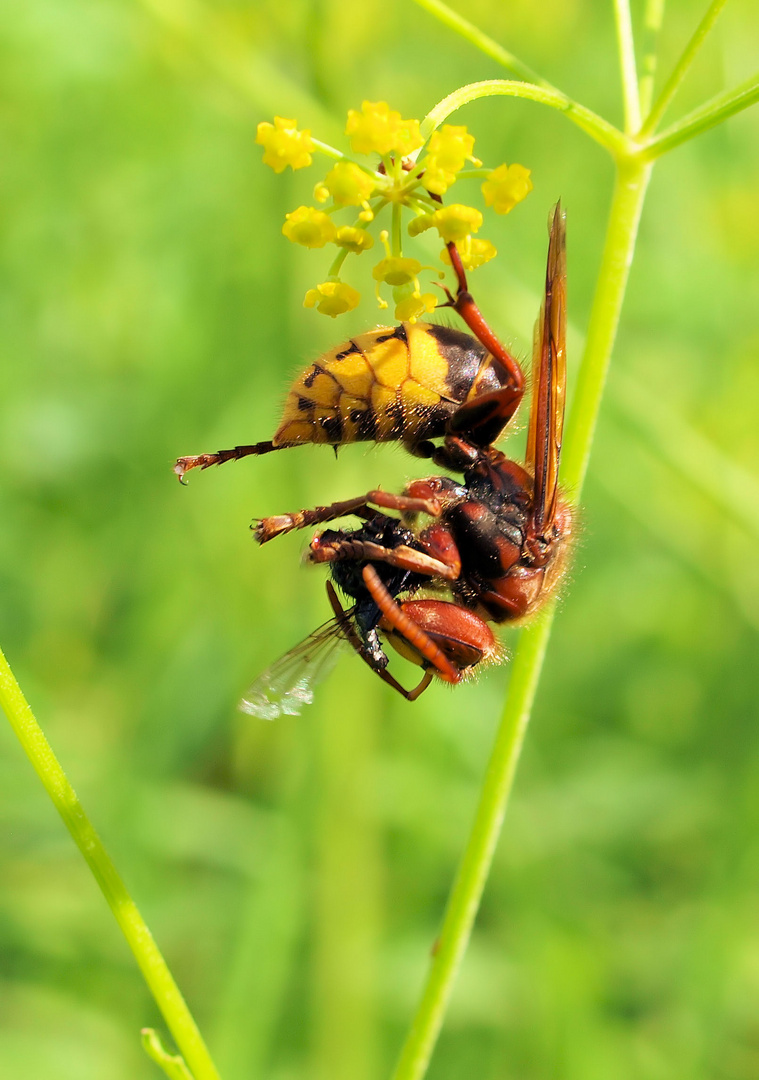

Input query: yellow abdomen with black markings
[273,322,505,450]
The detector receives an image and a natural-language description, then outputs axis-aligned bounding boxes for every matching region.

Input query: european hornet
[241,204,572,717]
[174,231,526,480]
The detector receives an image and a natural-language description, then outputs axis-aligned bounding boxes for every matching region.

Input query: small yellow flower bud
[313,182,330,203]
[282,206,337,248]
[335,226,374,252]
[432,204,483,242]
[407,214,435,237]
[323,162,377,206]
[481,163,533,214]
[256,117,314,173]
[428,125,475,167]
[394,291,438,323]
[345,101,423,157]
[421,125,475,195]
[372,256,422,287]
[303,281,361,318]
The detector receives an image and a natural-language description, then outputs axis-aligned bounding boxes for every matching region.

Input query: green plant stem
[614,0,642,133]
[391,155,653,1080]
[421,80,628,157]
[0,645,221,1080]
[640,68,759,158]
[390,611,554,1080]
[640,0,730,136]
[410,0,552,87]
[562,158,652,491]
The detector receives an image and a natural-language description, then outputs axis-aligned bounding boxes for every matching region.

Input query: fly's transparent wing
[240,616,350,720]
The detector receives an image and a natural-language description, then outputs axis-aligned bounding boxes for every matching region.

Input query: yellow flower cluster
[256,103,533,320]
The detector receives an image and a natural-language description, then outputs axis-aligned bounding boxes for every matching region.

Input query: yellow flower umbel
[257,100,533,318]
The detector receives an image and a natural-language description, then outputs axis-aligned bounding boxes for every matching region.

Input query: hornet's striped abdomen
[273,322,508,451]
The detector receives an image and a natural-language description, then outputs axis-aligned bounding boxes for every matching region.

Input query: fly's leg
[325,582,433,701]
[254,489,443,544]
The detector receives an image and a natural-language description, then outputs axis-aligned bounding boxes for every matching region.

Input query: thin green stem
[311,139,385,181]
[640,67,759,158]
[0,646,221,1080]
[410,0,553,87]
[614,0,642,133]
[391,157,653,1080]
[310,137,349,162]
[421,81,628,158]
[639,0,730,136]
[392,201,402,256]
[639,0,666,118]
[142,1030,196,1080]
[391,611,555,1080]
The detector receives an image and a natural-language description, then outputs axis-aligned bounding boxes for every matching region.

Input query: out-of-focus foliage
[1,1,758,1078]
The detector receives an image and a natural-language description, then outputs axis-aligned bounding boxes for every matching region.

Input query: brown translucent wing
[525,202,567,535]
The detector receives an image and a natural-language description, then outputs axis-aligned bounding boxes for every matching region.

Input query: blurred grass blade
[613,0,642,133]
[609,371,759,541]
[411,0,551,87]
[642,66,759,157]
[639,0,666,117]
[640,0,730,135]
[137,0,341,136]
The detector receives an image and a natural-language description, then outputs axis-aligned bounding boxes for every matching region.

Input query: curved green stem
[0,646,221,1080]
[421,80,628,157]
[391,156,653,1080]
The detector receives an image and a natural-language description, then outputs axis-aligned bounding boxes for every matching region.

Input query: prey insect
[174,240,526,481]
[245,204,571,715]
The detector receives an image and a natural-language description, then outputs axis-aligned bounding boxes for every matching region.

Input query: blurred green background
[2,1,758,1077]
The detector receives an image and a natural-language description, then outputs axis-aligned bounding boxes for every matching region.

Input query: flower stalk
[391,149,653,1080]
